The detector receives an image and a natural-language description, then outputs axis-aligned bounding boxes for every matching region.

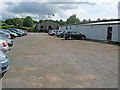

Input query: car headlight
[0,57,6,62]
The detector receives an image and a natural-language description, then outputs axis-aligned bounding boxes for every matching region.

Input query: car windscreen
[76,32,80,34]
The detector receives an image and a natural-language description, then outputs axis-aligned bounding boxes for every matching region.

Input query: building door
[49,26,52,30]
[107,27,112,41]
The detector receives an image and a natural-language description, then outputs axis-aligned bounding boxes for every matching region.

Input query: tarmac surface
[2,33,118,88]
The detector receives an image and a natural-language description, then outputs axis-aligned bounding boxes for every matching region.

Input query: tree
[23,16,34,27]
[82,19,87,23]
[97,18,101,21]
[66,14,80,24]
[39,20,44,23]
[5,19,13,25]
[56,19,66,25]
[88,19,92,22]
[33,20,38,24]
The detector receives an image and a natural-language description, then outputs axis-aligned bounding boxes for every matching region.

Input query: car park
[0,28,28,78]
[0,50,9,75]
[64,31,86,40]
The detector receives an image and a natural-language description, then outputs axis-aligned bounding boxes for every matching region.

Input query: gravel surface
[2,33,118,88]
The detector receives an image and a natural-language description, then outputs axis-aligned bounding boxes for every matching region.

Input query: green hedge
[2,25,15,29]
[1,25,37,32]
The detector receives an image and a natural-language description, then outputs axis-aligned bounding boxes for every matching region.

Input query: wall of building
[36,21,60,31]
[59,24,119,42]
[111,25,119,42]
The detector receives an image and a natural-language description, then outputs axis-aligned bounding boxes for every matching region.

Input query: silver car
[0,31,11,39]
[0,39,10,53]
[0,51,9,74]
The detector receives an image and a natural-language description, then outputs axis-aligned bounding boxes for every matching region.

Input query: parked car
[48,30,53,35]
[23,30,28,35]
[64,31,86,40]
[3,30,18,38]
[0,37,13,47]
[0,39,10,53]
[12,28,24,36]
[50,30,56,36]
[59,30,68,38]
[0,51,9,75]
[56,30,63,37]
[0,31,11,39]
[8,29,23,37]
[19,29,27,35]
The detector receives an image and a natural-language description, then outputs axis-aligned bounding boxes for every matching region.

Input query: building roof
[65,19,120,26]
[39,20,60,25]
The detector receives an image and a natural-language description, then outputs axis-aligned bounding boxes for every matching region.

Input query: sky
[0,0,119,21]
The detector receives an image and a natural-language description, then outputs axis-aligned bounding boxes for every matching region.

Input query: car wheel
[81,35,86,40]
[69,37,72,40]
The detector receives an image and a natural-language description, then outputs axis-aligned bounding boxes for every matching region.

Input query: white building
[59,19,120,42]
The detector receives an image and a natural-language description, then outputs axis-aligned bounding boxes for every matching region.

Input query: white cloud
[0,0,119,21]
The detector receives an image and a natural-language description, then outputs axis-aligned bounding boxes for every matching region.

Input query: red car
[48,30,53,35]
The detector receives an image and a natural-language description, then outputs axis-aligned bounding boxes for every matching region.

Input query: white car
[0,51,9,74]
[56,30,64,37]
[0,39,10,53]
[50,30,56,36]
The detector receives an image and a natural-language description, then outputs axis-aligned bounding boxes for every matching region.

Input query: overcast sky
[0,0,119,21]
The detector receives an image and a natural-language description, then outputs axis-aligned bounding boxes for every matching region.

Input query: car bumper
[8,41,13,47]
[0,59,9,74]
[2,46,10,53]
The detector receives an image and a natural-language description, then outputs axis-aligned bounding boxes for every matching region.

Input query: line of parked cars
[0,28,27,77]
[48,29,86,40]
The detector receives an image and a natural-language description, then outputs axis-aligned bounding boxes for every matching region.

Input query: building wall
[59,24,119,42]
[112,25,119,42]
[37,21,60,31]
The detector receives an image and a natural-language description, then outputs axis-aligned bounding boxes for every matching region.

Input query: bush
[27,27,35,32]
[2,26,8,29]
[2,23,7,26]
[2,25,15,29]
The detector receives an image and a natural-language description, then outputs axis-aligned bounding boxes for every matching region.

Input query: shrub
[2,25,15,29]
[2,23,7,26]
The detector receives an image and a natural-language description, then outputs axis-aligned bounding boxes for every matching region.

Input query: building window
[41,26,44,28]
[57,27,59,29]
[49,26,52,29]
